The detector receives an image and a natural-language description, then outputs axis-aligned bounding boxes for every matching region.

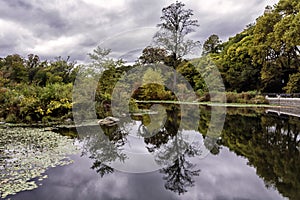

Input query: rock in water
[105,116,120,122]
[98,116,120,126]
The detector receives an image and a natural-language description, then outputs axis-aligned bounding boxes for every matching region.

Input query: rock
[64,118,73,124]
[98,116,120,126]
[105,116,120,122]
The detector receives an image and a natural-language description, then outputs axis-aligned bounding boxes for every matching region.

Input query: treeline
[207,0,300,93]
[0,54,77,123]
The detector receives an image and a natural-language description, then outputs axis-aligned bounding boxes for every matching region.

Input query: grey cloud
[0,1,67,37]
[0,0,279,62]
[4,0,33,10]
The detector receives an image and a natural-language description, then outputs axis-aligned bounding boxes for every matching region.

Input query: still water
[1,105,299,200]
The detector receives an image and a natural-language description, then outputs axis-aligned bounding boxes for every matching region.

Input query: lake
[1,105,299,200]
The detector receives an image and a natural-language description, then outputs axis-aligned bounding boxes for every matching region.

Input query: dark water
[4,105,300,200]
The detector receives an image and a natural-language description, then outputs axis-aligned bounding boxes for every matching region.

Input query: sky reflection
[12,146,284,200]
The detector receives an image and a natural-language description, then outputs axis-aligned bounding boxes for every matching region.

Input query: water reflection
[5,106,300,199]
[159,149,201,195]
[222,108,300,200]
[77,103,203,194]
[78,106,300,199]
[76,122,129,176]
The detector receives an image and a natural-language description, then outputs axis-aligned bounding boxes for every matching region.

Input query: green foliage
[210,0,300,93]
[284,72,300,93]
[225,91,268,104]
[202,34,222,55]
[177,61,205,93]
[213,28,261,92]
[139,46,168,64]
[0,53,78,123]
[88,46,124,70]
[0,54,76,87]
[0,83,73,123]
[133,68,173,101]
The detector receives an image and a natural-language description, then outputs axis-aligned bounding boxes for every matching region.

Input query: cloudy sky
[0,0,279,63]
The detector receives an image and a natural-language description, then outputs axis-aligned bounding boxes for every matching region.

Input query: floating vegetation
[0,128,80,198]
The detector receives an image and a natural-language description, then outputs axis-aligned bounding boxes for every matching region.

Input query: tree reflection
[78,122,129,177]
[143,104,180,151]
[140,103,202,195]
[222,109,300,200]
[91,160,114,177]
[160,153,201,195]
[74,106,300,198]
[83,103,203,194]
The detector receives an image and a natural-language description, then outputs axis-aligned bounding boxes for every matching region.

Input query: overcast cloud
[0,0,279,63]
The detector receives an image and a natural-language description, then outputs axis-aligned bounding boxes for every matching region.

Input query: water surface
[2,105,299,200]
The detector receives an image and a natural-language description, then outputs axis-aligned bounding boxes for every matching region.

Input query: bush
[6,113,17,123]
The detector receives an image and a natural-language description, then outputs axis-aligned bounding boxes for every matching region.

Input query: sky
[0,0,279,64]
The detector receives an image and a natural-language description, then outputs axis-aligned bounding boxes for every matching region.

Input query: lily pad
[0,128,80,198]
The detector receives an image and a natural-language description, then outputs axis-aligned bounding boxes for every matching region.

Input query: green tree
[176,60,206,94]
[215,27,261,92]
[284,72,300,93]
[250,0,300,92]
[202,34,222,55]
[139,68,170,100]
[88,46,124,71]
[0,54,28,83]
[138,46,168,64]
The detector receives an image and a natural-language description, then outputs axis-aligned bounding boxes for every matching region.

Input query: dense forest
[0,0,299,123]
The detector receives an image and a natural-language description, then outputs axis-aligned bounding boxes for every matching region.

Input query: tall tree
[154,1,200,67]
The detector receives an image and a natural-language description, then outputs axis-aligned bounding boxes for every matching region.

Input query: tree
[0,54,28,83]
[176,60,206,93]
[134,68,170,100]
[154,1,200,67]
[138,46,167,64]
[284,72,300,93]
[214,27,262,92]
[250,0,300,92]
[88,46,124,71]
[202,34,222,55]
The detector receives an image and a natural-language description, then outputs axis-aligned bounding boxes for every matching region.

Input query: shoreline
[134,100,284,108]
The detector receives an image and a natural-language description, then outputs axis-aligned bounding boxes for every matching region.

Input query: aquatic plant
[0,128,79,198]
